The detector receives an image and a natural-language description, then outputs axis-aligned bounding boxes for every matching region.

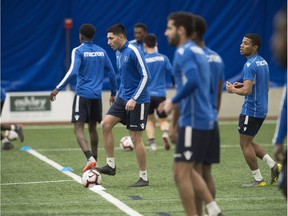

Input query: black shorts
[107,97,149,131]
[203,122,220,164]
[71,95,102,123]
[148,96,167,118]
[174,126,213,163]
[238,114,265,137]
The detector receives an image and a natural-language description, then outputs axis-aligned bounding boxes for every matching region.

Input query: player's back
[145,52,171,97]
[76,42,113,99]
[173,41,213,130]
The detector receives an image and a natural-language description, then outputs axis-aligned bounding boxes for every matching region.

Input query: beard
[168,33,180,47]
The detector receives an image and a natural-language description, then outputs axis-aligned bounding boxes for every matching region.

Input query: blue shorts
[71,95,102,123]
[107,97,149,131]
[203,122,220,164]
[238,114,265,137]
[174,126,213,163]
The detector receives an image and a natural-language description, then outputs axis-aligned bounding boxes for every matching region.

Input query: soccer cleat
[129,178,149,187]
[82,160,96,173]
[2,142,14,150]
[270,163,282,185]
[150,143,157,151]
[242,179,267,187]
[162,134,171,150]
[15,124,24,142]
[95,164,116,176]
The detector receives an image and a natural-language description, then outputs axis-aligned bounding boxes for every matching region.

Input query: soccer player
[192,14,225,214]
[130,23,147,54]
[159,12,223,216]
[1,88,24,150]
[49,24,117,173]
[96,24,151,187]
[226,33,282,187]
[271,8,287,198]
[143,33,174,151]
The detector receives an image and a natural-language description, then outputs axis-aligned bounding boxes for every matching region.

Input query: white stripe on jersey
[184,126,192,147]
[56,44,84,89]
[128,44,148,100]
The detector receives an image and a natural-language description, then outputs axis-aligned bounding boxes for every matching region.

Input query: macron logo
[74,115,80,120]
[84,52,104,57]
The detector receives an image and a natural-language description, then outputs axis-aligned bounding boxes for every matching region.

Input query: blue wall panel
[1,0,286,92]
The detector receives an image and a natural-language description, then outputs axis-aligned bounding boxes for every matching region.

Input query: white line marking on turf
[1,180,74,186]
[23,147,142,216]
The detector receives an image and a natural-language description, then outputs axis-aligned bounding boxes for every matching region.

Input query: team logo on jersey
[124,56,129,62]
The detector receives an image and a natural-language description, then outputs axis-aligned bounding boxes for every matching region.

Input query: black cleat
[129,178,149,187]
[271,163,282,185]
[95,164,116,176]
[15,124,24,142]
[2,142,14,150]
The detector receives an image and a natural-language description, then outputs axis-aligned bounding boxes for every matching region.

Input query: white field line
[23,148,142,216]
[23,120,276,130]
[35,143,274,152]
[1,180,74,186]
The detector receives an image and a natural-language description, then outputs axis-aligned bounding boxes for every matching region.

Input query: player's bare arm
[226,80,253,96]
[49,89,59,101]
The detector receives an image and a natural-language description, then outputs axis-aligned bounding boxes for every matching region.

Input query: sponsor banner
[10,95,51,112]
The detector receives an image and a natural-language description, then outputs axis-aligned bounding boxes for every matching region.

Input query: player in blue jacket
[96,24,151,187]
[129,23,147,54]
[158,12,223,216]
[49,24,117,173]
[226,33,282,187]
[143,33,174,151]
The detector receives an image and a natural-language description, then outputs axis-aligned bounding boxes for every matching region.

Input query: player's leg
[96,98,124,175]
[129,102,149,187]
[88,99,102,161]
[173,162,197,216]
[146,114,157,150]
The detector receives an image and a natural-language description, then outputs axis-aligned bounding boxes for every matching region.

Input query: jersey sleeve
[243,63,256,81]
[172,50,199,104]
[56,48,81,91]
[130,47,150,101]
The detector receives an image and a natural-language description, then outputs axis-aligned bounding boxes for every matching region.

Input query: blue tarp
[1,0,286,92]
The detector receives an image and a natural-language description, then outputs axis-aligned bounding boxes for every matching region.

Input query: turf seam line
[21,146,143,216]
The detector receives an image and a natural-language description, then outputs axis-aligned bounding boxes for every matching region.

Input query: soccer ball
[81,169,102,188]
[120,136,134,151]
[4,130,19,141]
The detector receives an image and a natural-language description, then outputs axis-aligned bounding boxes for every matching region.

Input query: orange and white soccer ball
[119,136,134,151]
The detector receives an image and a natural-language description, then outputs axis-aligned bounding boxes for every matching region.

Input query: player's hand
[233,82,244,88]
[109,96,115,106]
[49,89,59,101]
[158,99,174,115]
[125,99,136,111]
[226,81,234,93]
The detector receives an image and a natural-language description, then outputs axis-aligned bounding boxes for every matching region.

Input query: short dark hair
[143,34,157,48]
[79,24,96,39]
[167,12,195,37]
[193,15,207,40]
[245,33,262,50]
[107,24,127,38]
[134,23,147,32]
